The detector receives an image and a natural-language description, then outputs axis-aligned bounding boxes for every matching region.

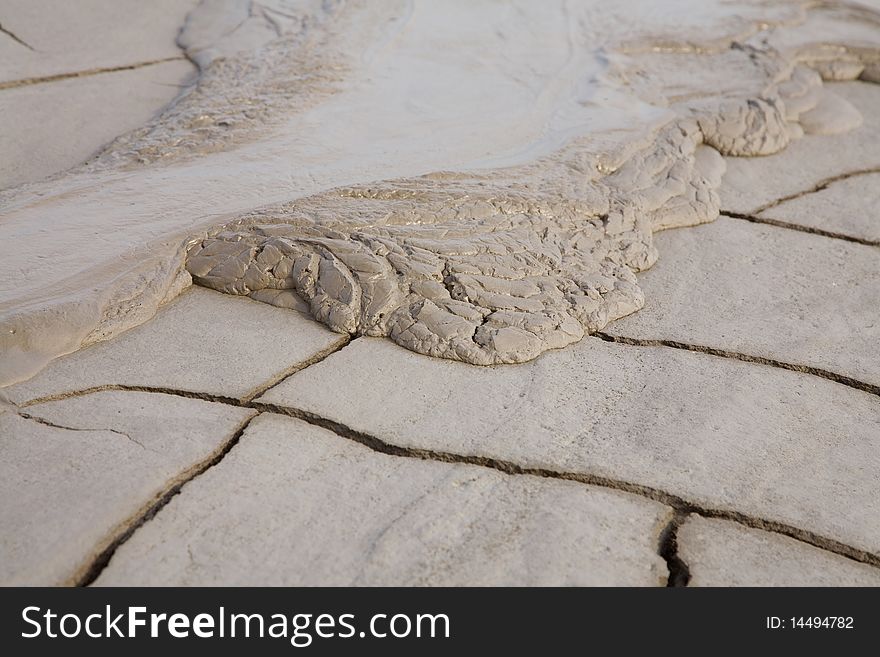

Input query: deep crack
[20,384,242,409]
[74,412,259,587]
[657,510,692,587]
[240,335,353,403]
[14,338,879,584]
[17,379,880,575]
[252,403,880,571]
[20,336,355,410]
[595,333,880,397]
[721,211,879,247]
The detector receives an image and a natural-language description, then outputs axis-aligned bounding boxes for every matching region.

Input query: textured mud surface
[184,3,880,364]
[3,0,879,588]
[92,0,348,169]
[2,0,880,377]
[186,132,721,364]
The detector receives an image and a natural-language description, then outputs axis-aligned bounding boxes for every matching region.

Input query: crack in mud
[16,410,143,448]
[240,334,353,403]
[19,336,355,410]
[657,510,692,587]
[28,377,876,583]
[20,384,243,409]
[750,166,880,214]
[721,210,880,246]
[254,403,880,572]
[74,412,258,587]
[0,22,35,51]
[0,56,186,90]
[595,333,880,397]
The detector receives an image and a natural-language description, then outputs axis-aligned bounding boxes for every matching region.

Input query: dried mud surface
[2,0,880,377]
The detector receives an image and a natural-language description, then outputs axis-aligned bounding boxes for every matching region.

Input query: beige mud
[2,0,880,379]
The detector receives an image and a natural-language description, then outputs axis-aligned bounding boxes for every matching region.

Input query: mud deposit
[3,0,880,379]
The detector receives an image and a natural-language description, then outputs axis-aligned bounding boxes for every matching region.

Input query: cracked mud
[4,0,880,380]
[9,360,880,586]
[2,0,880,588]
[181,3,880,365]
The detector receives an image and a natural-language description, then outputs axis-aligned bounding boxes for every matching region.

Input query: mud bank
[2,0,880,382]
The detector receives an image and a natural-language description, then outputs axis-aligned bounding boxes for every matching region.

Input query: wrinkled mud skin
[186,36,878,365]
[187,126,720,365]
[4,0,880,379]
